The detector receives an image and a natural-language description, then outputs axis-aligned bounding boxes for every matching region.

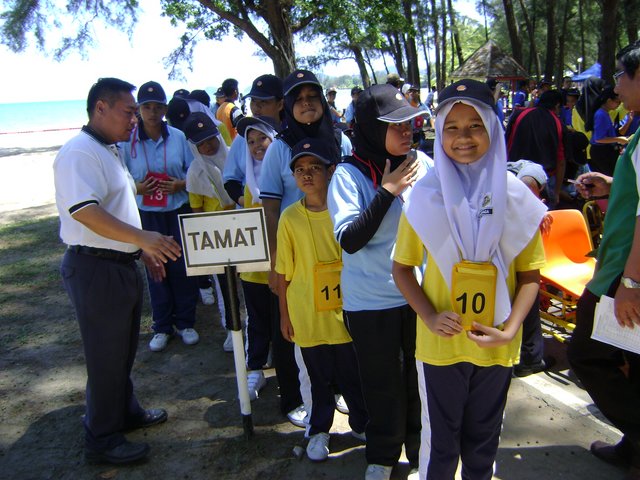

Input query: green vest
[588,132,640,296]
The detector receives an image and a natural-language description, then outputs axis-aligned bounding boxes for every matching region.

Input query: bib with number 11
[313,260,342,312]
[451,260,497,330]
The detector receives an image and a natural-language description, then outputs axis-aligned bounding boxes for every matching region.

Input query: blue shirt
[513,90,527,107]
[222,134,247,184]
[344,102,356,124]
[591,108,617,144]
[560,106,573,127]
[328,153,433,311]
[260,133,353,212]
[122,124,193,212]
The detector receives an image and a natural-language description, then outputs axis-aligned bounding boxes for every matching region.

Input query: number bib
[142,172,170,207]
[313,260,343,312]
[451,261,497,330]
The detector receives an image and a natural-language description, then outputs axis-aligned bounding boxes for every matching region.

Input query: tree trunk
[364,49,379,85]
[599,0,619,83]
[578,0,586,65]
[502,0,523,65]
[440,0,447,86]
[624,0,639,43]
[555,0,573,84]
[544,0,557,82]
[420,31,432,87]
[517,0,540,78]
[430,0,442,89]
[447,0,464,66]
[402,0,420,85]
[386,32,406,78]
[351,44,372,87]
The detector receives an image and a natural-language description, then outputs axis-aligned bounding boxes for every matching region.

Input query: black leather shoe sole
[591,440,633,467]
[85,441,150,465]
[124,408,168,431]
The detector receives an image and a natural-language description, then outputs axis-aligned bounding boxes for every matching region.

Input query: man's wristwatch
[621,276,640,289]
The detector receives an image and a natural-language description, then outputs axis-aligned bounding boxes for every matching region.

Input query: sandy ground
[0,131,628,480]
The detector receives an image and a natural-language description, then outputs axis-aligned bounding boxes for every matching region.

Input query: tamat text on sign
[178,208,270,275]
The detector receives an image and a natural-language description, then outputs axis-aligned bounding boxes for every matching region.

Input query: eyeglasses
[613,69,625,82]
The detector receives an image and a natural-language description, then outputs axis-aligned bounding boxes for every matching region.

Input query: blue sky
[0,0,479,104]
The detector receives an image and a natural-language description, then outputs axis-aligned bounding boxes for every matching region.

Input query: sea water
[0,99,87,134]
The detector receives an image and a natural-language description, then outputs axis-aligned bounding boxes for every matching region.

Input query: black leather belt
[68,245,142,264]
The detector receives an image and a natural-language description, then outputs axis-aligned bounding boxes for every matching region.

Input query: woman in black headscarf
[327,83,431,479]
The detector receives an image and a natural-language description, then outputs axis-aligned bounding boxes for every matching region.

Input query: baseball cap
[386,73,405,86]
[246,74,284,100]
[215,87,225,98]
[401,84,419,94]
[566,87,580,97]
[283,69,322,96]
[327,86,338,94]
[166,97,190,131]
[188,89,211,108]
[236,115,281,138]
[350,86,363,96]
[435,79,496,114]
[138,81,167,105]
[173,88,190,98]
[290,137,335,171]
[183,112,219,145]
[357,83,428,123]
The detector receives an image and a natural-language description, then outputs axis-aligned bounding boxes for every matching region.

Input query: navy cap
[183,112,219,144]
[290,137,335,171]
[188,89,211,108]
[283,69,322,96]
[246,74,283,100]
[357,83,428,123]
[401,84,419,94]
[350,86,363,96]
[173,88,190,98]
[215,87,225,98]
[566,87,580,97]
[166,97,190,131]
[435,79,496,114]
[236,115,281,138]
[138,81,167,105]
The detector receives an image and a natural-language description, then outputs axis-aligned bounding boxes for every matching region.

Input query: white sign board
[178,208,270,275]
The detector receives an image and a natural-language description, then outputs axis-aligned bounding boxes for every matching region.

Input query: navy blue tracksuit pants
[139,205,199,334]
[417,362,512,480]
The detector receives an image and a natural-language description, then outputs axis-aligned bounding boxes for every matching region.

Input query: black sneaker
[85,441,149,465]
[513,357,556,377]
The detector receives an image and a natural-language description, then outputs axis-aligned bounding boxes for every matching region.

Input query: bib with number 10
[451,260,497,330]
[313,260,343,312]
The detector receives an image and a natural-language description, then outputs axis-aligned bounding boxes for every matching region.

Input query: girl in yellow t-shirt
[392,80,546,480]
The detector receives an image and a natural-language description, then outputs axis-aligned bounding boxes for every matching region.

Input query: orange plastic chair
[539,209,596,341]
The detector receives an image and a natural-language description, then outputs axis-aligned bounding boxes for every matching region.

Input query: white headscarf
[186,135,235,208]
[243,122,277,206]
[404,98,546,326]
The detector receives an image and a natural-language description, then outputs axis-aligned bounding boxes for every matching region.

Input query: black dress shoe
[85,441,150,464]
[513,356,556,378]
[125,408,168,431]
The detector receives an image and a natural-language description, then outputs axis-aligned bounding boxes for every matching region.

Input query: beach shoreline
[0,129,79,213]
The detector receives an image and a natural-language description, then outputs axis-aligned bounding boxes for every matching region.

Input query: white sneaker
[247,370,267,401]
[199,287,215,305]
[351,430,366,441]
[149,333,171,352]
[223,330,233,352]
[407,467,419,480]
[365,464,393,480]
[176,328,199,345]
[306,432,330,462]
[335,394,349,414]
[286,404,307,428]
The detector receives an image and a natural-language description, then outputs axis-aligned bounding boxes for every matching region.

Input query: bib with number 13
[451,260,497,330]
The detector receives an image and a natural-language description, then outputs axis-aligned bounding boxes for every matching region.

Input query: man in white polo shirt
[54,77,181,465]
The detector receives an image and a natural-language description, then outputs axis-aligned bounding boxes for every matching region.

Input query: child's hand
[280,316,295,342]
[381,158,419,196]
[466,322,514,348]
[424,311,463,337]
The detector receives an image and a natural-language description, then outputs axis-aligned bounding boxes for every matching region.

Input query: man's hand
[141,251,166,282]
[574,172,612,199]
[137,230,181,264]
[614,283,640,328]
[280,315,295,342]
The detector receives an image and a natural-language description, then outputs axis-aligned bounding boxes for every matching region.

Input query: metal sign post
[178,208,271,439]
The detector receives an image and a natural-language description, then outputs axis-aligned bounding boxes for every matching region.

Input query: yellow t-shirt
[216,102,238,141]
[275,200,351,348]
[393,214,545,367]
[188,192,234,213]
[239,185,268,285]
[217,122,233,147]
